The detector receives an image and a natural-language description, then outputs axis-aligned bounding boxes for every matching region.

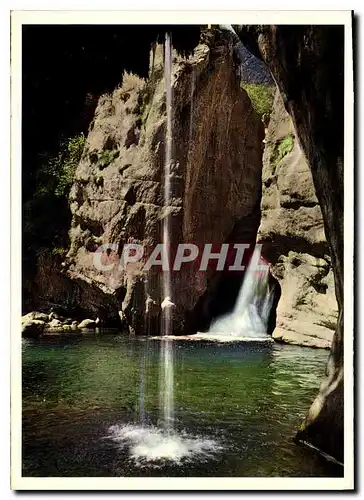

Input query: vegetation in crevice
[97,149,120,170]
[270,134,294,173]
[241,83,275,122]
[135,82,155,130]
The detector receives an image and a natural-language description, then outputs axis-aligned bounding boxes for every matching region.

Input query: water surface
[22,331,342,477]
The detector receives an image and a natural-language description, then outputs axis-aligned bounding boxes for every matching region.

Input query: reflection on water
[22,331,342,477]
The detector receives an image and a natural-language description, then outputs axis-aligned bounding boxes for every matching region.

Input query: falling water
[208,245,274,340]
[105,34,222,462]
[139,338,151,426]
[162,31,173,332]
[139,349,146,425]
[159,32,174,432]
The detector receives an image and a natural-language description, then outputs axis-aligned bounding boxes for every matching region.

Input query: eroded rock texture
[259,90,338,349]
[66,30,264,335]
[237,25,345,463]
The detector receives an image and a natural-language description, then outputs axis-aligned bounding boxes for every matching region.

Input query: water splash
[208,246,274,339]
[107,424,221,467]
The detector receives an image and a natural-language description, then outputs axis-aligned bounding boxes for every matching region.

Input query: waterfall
[159,32,174,431]
[162,33,172,320]
[139,346,146,425]
[208,246,274,339]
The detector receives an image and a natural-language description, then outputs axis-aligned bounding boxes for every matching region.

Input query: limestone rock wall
[259,90,338,349]
[66,30,264,335]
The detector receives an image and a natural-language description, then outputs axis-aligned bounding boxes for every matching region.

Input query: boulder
[48,318,63,328]
[22,311,49,323]
[77,319,96,329]
[21,319,45,338]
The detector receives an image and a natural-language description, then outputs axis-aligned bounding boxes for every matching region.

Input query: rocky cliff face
[237,25,344,463]
[259,90,338,349]
[66,30,264,335]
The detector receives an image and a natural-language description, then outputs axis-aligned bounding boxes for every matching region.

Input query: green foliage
[51,246,68,257]
[277,135,294,158]
[97,149,119,169]
[56,134,86,196]
[23,133,85,261]
[241,83,275,121]
[140,100,150,128]
[36,133,86,198]
[271,134,294,173]
[35,245,67,262]
[134,88,151,129]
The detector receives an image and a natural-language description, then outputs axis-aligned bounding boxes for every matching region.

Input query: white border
[343,9,354,491]
[10,10,352,24]
[10,10,354,491]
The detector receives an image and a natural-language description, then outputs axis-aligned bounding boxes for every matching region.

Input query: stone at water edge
[48,318,63,328]
[49,311,64,322]
[22,311,49,323]
[21,319,45,338]
[77,319,96,329]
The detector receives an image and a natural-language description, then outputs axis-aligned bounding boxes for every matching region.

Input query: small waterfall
[159,32,174,432]
[208,246,274,339]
